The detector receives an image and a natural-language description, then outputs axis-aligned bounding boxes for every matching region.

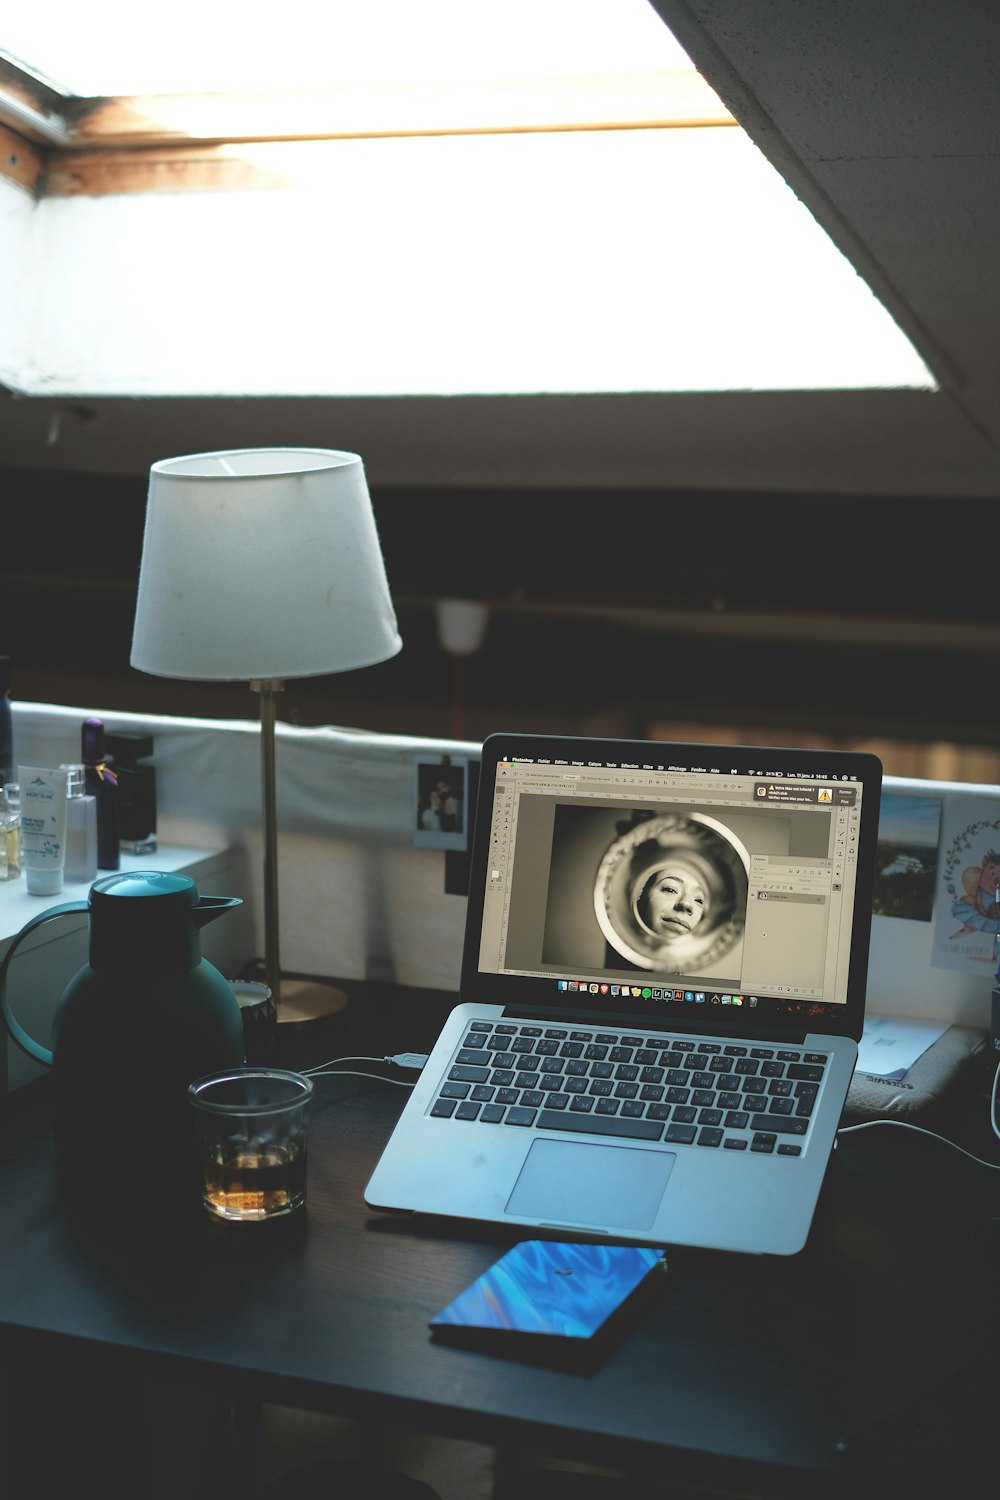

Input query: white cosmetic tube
[18,766,69,896]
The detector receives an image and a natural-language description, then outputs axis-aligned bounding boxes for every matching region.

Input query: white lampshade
[130,448,402,681]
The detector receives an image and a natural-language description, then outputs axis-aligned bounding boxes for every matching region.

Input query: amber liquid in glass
[203,1148,306,1220]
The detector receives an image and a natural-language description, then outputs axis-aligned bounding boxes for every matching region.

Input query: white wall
[9,702,997,1032]
[0,175,39,387]
[11,701,476,994]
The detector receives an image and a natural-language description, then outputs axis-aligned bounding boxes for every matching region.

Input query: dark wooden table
[1,982,998,1500]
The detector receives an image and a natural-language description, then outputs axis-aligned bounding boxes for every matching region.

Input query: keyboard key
[456,1102,480,1120]
[750,1114,807,1135]
[431,1098,457,1117]
[455,1048,490,1067]
[697,1127,724,1147]
[440,1081,470,1099]
[480,1104,505,1123]
[538,1109,664,1141]
[450,1065,489,1083]
[506,1106,537,1126]
[665,1123,697,1144]
[751,1133,776,1153]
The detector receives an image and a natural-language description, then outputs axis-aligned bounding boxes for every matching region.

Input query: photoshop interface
[478,751,864,1007]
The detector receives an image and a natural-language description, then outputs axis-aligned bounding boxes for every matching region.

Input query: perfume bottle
[60,762,98,885]
[106,731,157,854]
[0,782,20,882]
[81,717,121,871]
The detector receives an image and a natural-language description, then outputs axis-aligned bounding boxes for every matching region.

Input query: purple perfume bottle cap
[82,716,107,762]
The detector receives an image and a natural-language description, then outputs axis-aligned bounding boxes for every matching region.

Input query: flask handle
[0,901,88,1066]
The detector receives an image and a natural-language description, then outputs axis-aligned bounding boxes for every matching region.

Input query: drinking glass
[188,1067,313,1222]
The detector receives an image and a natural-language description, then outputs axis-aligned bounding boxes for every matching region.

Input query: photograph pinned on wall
[414,755,469,851]
[872,791,942,923]
[931,795,1000,972]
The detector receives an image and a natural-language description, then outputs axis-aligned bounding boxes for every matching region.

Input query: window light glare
[1,0,693,97]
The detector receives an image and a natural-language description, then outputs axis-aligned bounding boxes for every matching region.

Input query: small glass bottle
[0,781,21,882]
[60,762,98,886]
[0,655,13,788]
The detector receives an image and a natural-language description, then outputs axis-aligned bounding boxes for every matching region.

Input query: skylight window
[2,0,693,96]
[0,1,936,399]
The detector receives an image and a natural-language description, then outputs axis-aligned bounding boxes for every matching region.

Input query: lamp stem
[251,678,284,1007]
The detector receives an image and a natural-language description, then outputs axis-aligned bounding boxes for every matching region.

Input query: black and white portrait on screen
[542,805,750,980]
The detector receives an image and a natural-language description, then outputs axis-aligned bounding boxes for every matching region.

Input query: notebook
[365,731,882,1256]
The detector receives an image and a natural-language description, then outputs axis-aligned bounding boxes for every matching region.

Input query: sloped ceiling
[646,0,1000,498]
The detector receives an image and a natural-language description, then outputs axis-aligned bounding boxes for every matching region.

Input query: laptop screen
[460,733,882,1041]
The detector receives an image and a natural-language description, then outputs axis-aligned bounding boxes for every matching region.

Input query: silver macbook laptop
[365,731,882,1255]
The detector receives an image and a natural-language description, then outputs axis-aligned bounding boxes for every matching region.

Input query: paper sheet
[856,1015,948,1079]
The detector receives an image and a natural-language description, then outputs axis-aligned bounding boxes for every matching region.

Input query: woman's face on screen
[641,869,706,940]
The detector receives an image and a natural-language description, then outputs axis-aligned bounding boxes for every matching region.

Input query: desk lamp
[130,447,402,1024]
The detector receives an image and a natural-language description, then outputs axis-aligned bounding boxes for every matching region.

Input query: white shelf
[0,845,231,944]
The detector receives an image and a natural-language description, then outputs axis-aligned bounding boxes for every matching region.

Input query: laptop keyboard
[428,1021,831,1157]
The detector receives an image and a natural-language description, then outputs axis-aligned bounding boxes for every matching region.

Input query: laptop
[365,731,882,1256]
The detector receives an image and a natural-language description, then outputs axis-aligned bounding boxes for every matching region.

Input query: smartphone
[429,1240,667,1362]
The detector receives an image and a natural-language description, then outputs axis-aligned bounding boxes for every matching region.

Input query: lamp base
[276,978,350,1027]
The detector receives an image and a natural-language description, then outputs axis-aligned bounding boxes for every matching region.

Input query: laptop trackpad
[505,1139,675,1230]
